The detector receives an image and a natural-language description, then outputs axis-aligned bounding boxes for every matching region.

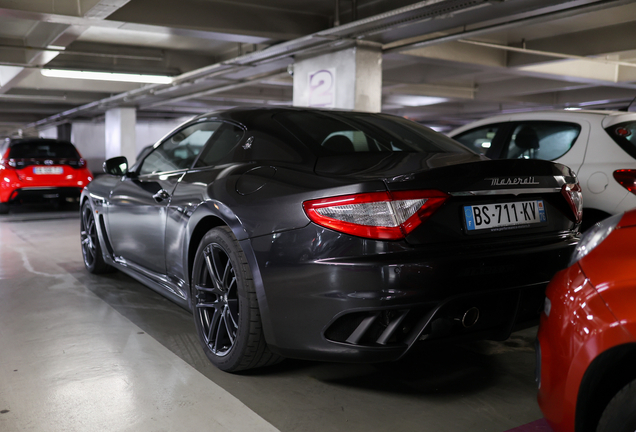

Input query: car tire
[80,201,113,274]
[0,202,8,214]
[191,226,282,372]
[596,378,636,432]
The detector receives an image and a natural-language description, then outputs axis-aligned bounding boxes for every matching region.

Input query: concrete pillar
[105,107,136,163]
[293,41,382,113]
[57,123,72,142]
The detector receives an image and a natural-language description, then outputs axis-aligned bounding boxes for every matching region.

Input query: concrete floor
[0,205,550,432]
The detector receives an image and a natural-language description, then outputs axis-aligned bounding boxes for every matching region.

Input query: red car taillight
[303,190,448,240]
[561,183,583,223]
[613,169,636,194]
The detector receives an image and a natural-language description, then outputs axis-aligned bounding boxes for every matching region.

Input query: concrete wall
[71,122,106,174]
[39,127,57,139]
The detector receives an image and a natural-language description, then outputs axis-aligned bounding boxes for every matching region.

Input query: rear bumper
[248,224,578,363]
[0,166,92,203]
[3,186,83,203]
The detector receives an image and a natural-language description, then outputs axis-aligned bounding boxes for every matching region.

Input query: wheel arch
[186,214,227,300]
[575,343,636,432]
[184,203,278,347]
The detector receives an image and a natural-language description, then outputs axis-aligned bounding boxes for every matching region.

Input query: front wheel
[80,201,113,274]
[597,378,636,432]
[191,226,282,372]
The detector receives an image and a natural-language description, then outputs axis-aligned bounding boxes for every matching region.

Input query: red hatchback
[0,138,93,213]
[537,210,636,432]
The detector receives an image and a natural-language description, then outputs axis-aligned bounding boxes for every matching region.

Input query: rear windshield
[275,111,471,156]
[9,141,80,159]
[605,121,636,159]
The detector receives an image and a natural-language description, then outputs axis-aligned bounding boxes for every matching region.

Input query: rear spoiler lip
[449,187,561,197]
[446,175,572,197]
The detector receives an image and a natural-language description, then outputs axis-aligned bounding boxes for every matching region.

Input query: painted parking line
[505,418,554,432]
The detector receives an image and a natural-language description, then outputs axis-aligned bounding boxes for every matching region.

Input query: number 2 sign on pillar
[308,69,335,108]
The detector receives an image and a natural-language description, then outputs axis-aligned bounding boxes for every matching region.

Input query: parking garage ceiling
[0,0,635,136]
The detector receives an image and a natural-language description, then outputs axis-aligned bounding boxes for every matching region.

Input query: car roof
[7,138,75,146]
[187,106,396,127]
[448,110,636,136]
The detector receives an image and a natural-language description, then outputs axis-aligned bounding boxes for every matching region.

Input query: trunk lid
[316,153,578,245]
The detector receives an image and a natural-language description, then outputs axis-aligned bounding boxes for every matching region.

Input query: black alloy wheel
[191,227,281,372]
[80,201,112,274]
[197,242,239,357]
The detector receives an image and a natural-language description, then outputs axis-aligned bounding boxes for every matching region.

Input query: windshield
[9,140,80,159]
[275,111,471,156]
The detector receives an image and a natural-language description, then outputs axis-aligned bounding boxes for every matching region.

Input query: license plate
[33,166,63,174]
[464,200,547,231]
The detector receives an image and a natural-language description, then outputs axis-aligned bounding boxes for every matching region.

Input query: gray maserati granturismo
[80,108,581,372]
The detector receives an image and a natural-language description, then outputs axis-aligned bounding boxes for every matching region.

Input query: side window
[452,125,501,155]
[503,122,581,161]
[604,121,636,159]
[194,123,244,167]
[139,121,221,175]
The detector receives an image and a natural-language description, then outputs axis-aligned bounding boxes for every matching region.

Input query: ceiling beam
[102,0,329,41]
[507,21,636,67]
[0,7,270,45]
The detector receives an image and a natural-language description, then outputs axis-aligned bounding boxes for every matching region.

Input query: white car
[449,110,636,230]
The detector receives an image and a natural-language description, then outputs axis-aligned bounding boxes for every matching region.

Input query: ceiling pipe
[143,69,286,108]
[0,94,68,101]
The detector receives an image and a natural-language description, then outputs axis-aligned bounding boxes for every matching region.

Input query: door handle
[152,189,171,203]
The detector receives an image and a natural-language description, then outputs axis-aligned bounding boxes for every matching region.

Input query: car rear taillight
[613,169,636,194]
[78,158,86,168]
[303,190,448,240]
[561,183,583,223]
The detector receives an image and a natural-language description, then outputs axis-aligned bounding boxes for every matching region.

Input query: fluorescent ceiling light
[389,95,448,107]
[41,69,173,84]
[578,99,612,107]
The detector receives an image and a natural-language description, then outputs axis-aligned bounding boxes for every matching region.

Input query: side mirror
[103,156,128,176]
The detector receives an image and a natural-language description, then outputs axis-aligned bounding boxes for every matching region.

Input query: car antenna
[624,94,636,112]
